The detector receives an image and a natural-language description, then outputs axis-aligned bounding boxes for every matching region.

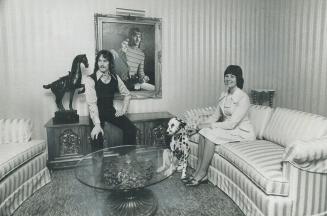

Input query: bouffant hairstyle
[93,50,115,74]
[224,65,244,89]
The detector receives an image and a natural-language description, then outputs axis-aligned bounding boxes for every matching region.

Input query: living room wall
[261,0,327,115]
[0,0,326,139]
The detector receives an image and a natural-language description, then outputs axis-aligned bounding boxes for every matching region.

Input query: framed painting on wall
[94,14,162,99]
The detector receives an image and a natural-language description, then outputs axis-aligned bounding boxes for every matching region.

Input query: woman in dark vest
[85,49,137,151]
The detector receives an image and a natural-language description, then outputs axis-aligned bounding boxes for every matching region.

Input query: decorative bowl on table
[101,155,154,190]
[75,145,177,216]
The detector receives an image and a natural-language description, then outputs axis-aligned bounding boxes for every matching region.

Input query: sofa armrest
[0,119,33,144]
[282,137,327,173]
[179,106,216,129]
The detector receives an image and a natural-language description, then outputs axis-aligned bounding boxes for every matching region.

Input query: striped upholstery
[219,140,289,196]
[0,152,50,216]
[210,155,293,216]
[0,140,46,181]
[0,118,51,216]
[248,105,273,139]
[0,119,32,144]
[0,151,47,203]
[179,106,216,130]
[263,108,327,147]
[283,163,327,216]
[186,106,327,216]
[180,106,216,144]
[283,137,327,173]
[184,105,272,143]
[189,148,293,216]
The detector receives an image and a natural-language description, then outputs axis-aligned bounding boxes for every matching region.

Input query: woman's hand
[197,123,212,130]
[91,124,103,140]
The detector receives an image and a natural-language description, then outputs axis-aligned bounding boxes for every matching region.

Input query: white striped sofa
[0,119,51,216]
[182,105,327,216]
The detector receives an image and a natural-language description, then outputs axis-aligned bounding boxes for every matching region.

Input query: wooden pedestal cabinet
[45,117,91,169]
[45,112,174,169]
[126,112,174,146]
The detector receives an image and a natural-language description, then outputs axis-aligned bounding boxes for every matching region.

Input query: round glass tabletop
[74,145,177,216]
[75,145,176,191]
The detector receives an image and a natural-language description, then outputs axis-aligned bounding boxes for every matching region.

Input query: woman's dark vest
[89,72,118,121]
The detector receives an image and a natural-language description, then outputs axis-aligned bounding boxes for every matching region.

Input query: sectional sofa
[0,119,51,216]
[182,105,327,216]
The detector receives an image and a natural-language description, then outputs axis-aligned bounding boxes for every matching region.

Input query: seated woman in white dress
[185,65,255,186]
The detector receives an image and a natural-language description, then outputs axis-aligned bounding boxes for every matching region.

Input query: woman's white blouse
[199,87,255,144]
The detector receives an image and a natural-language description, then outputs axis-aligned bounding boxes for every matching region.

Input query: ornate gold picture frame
[94,14,162,99]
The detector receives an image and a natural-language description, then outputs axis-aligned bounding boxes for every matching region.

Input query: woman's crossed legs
[192,135,215,181]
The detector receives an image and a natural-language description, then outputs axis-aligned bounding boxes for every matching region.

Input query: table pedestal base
[108,188,158,216]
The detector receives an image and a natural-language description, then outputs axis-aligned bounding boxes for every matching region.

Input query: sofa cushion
[262,107,327,147]
[0,140,46,181]
[248,105,273,139]
[0,119,33,144]
[218,140,289,196]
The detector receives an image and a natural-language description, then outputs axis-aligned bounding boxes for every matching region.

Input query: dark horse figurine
[43,54,88,111]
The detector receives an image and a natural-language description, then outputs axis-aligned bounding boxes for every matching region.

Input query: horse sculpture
[43,54,88,111]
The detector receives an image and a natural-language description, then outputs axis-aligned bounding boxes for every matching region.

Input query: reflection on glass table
[74,145,177,216]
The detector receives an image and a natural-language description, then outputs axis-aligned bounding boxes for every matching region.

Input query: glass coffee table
[74,145,177,216]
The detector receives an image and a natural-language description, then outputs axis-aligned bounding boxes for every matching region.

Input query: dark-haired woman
[85,49,137,152]
[185,65,255,186]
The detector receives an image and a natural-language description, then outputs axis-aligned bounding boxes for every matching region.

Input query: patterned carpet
[12,169,245,216]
